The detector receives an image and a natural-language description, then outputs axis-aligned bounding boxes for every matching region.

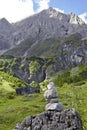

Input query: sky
[0,0,87,23]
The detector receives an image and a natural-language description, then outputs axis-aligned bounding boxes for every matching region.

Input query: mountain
[0,7,87,55]
[0,7,87,83]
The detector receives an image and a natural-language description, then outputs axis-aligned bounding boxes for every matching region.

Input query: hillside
[1,34,87,85]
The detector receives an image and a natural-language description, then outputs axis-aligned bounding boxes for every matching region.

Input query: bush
[30,81,39,88]
[6,92,16,99]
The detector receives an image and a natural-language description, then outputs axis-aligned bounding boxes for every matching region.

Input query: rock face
[14,109,82,130]
[44,82,63,111]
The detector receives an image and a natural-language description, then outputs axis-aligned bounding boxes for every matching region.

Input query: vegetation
[0,93,46,130]
[29,61,41,75]
[53,65,87,130]
[0,70,45,130]
[0,71,26,90]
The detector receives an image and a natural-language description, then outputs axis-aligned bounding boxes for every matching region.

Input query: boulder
[16,86,40,95]
[14,109,83,130]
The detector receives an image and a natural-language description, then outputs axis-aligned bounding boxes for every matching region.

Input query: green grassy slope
[0,71,27,130]
[0,71,26,91]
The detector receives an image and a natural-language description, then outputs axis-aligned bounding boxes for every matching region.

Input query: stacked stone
[44,81,63,112]
[14,81,83,130]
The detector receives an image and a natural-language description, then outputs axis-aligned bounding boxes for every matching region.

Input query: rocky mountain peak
[41,7,65,20]
[0,17,13,33]
[47,7,59,18]
[68,12,85,25]
[0,18,11,27]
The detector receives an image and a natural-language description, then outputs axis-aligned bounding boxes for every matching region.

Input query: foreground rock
[14,108,82,130]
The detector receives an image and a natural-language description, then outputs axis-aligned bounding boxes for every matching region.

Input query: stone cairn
[14,81,83,130]
[44,81,63,112]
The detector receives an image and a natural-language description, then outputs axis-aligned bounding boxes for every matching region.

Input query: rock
[44,82,58,102]
[49,98,59,103]
[14,109,83,130]
[69,12,85,25]
[44,81,63,112]
[16,86,40,95]
[45,102,64,112]
[28,94,34,98]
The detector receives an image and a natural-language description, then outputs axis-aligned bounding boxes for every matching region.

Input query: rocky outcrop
[0,56,46,83]
[68,12,84,25]
[14,109,82,130]
[53,41,87,72]
[16,86,40,95]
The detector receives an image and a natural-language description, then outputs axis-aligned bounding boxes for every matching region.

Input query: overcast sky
[0,0,87,23]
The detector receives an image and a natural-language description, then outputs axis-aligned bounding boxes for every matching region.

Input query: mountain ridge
[0,7,87,55]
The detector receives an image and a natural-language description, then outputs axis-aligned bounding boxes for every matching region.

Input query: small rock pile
[44,81,63,112]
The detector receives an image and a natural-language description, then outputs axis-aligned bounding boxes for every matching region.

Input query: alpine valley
[0,7,87,130]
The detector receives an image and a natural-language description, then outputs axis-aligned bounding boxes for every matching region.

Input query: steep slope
[1,34,87,83]
[4,33,87,65]
[13,7,86,40]
[0,18,14,53]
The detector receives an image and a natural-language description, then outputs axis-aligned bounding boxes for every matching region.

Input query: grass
[0,70,46,130]
[0,81,15,92]
[0,93,46,130]
[52,65,87,130]
[56,83,87,130]
[0,79,87,130]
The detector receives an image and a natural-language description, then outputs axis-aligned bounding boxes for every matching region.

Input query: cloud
[0,0,51,22]
[35,0,50,12]
[54,8,64,13]
[79,13,87,24]
[0,0,34,23]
